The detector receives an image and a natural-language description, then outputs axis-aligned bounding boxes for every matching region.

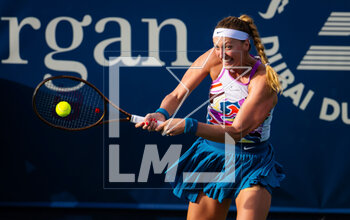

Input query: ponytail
[239,15,282,94]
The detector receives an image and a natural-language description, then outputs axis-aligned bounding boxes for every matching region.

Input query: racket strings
[34,77,104,129]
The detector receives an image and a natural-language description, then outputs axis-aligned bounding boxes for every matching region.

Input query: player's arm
[135,49,217,129]
[158,50,215,116]
[157,70,277,142]
[198,71,277,142]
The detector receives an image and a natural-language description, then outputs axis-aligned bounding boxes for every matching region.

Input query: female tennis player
[136,15,285,220]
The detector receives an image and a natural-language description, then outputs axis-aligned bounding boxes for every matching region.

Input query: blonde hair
[216,15,282,94]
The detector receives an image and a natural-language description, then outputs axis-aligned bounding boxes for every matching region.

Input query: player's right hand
[135,112,166,131]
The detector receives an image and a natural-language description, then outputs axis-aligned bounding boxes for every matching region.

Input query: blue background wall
[1,0,350,214]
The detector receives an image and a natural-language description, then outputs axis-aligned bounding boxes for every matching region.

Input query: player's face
[213,37,249,66]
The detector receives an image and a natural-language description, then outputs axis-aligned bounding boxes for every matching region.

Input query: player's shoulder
[200,49,221,65]
[249,63,269,90]
[192,48,221,72]
[252,59,268,79]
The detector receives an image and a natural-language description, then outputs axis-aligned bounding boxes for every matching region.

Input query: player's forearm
[159,92,185,116]
[195,122,244,143]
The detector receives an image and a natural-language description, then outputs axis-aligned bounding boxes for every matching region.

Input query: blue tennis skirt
[166,137,285,203]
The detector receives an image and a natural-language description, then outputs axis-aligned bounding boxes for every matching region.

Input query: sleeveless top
[206,60,273,143]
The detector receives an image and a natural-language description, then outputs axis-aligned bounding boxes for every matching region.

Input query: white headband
[212,28,249,40]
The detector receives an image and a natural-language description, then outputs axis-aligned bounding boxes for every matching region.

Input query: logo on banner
[259,0,289,19]
[296,12,350,124]
[297,12,350,71]
[0,15,192,82]
[259,8,349,125]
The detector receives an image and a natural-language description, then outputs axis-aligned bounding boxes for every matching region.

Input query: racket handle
[130,115,163,126]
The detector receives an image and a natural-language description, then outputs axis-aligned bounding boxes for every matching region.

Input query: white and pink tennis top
[206,60,273,143]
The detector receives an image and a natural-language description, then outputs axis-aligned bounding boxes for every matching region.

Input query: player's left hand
[155,118,185,136]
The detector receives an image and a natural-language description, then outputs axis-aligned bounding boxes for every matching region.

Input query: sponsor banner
[1,0,349,212]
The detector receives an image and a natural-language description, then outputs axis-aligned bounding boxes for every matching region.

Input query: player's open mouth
[223,57,233,64]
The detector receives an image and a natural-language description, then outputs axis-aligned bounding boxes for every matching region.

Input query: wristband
[155,108,170,120]
[184,118,198,135]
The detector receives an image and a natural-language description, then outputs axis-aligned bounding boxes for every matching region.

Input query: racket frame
[32,75,132,131]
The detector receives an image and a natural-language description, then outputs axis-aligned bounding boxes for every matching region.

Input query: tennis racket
[32,75,162,131]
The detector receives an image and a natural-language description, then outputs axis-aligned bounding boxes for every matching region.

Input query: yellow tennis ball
[56,101,71,117]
